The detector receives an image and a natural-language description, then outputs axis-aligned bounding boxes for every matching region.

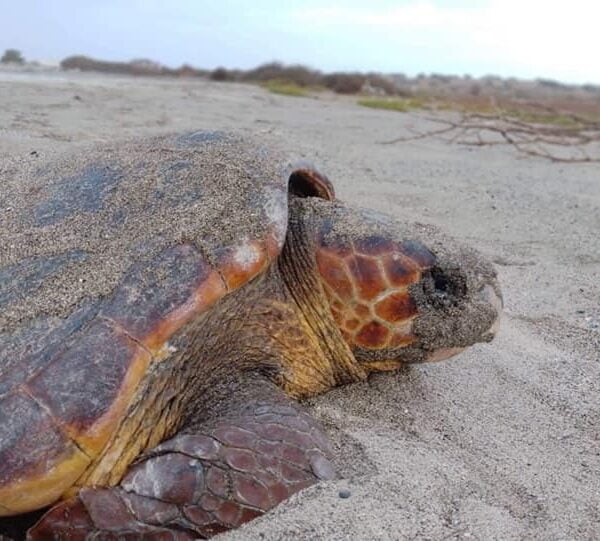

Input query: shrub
[60,55,188,77]
[322,72,365,94]
[365,73,406,96]
[61,55,131,74]
[242,62,321,87]
[210,67,233,81]
[173,64,207,77]
[1,49,25,64]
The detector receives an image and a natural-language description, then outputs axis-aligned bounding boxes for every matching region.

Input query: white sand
[1,71,598,540]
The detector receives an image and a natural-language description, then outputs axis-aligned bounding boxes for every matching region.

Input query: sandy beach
[1,70,598,540]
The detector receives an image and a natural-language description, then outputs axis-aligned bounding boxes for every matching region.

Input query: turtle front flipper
[28,376,335,540]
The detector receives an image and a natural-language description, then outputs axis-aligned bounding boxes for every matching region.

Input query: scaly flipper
[28,378,335,539]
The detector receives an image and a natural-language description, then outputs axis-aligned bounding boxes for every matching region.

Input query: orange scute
[216,241,267,291]
[354,303,371,319]
[345,318,360,331]
[332,299,344,311]
[72,345,153,456]
[374,292,417,323]
[355,321,389,348]
[143,269,226,352]
[347,255,386,301]
[316,250,354,299]
[382,253,420,287]
[330,309,344,326]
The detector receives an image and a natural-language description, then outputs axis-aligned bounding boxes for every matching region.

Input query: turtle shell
[0,131,332,515]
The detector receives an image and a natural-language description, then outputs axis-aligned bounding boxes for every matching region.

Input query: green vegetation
[357,97,426,112]
[263,80,310,97]
[507,110,583,127]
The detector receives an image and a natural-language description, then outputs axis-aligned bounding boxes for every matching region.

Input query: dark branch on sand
[381,103,600,163]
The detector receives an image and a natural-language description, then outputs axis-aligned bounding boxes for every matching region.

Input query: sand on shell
[1,70,598,540]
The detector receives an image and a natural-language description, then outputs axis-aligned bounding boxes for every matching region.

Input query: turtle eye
[423,266,467,308]
[433,268,450,293]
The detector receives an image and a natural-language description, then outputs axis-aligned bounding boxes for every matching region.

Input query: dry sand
[1,70,598,540]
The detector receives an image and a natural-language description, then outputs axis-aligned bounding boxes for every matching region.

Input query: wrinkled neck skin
[196,206,373,409]
[272,202,367,397]
[192,208,366,408]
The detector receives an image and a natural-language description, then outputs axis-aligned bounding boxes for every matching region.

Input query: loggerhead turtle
[0,131,502,539]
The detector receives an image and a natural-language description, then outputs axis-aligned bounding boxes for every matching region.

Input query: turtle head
[287,188,502,372]
[311,201,501,369]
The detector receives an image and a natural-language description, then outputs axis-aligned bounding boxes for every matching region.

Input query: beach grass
[357,97,427,112]
[263,80,309,97]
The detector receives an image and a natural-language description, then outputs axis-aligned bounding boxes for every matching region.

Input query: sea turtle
[0,131,502,540]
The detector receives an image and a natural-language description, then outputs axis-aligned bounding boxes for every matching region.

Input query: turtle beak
[424,346,465,362]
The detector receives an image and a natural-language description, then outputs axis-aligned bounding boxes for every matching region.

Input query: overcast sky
[2,0,599,84]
